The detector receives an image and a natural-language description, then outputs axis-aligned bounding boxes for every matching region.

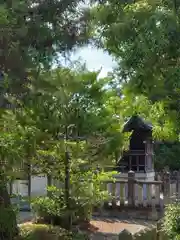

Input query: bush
[32,171,115,227]
[163,202,180,239]
[18,223,89,240]
[19,223,71,240]
[31,186,67,226]
[69,170,115,222]
[0,205,19,239]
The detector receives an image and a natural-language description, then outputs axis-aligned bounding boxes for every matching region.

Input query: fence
[10,170,180,215]
[95,171,180,220]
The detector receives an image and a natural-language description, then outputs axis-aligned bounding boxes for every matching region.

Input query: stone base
[93,207,163,221]
[113,172,155,181]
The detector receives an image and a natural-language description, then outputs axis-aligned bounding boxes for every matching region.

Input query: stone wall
[118,227,168,240]
[89,232,119,240]
[133,228,157,240]
[89,226,168,240]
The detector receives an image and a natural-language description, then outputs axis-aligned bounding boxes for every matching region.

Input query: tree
[0,111,27,239]
[91,0,180,133]
[155,142,180,171]
[1,66,126,231]
[0,0,92,99]
[26,66,177,183]
[0,1,93,236]
[26,65,180,230]
[25,66,128,160]
[28,67,127,228]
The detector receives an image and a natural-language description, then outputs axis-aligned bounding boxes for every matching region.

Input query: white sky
[70,45,116,77]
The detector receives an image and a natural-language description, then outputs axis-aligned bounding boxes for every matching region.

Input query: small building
[117,115,155,181]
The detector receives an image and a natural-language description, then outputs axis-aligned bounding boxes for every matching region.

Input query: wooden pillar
[27,163,31,199]
[136,155,139,172]
[176,171,180,200]
[163,172,170,204]
[177,171,180,200]
[47,175,52,186]
[8,179,13,196]
[128,170,135,207]
[129,156,132,171]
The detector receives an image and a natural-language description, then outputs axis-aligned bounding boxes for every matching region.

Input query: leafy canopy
[91,0,180,138]
[0,0,92,95]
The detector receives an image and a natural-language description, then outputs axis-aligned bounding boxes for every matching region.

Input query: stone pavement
[80,217,157,240]
[90,217,156,234]
[17,212,156,231]
[17,212,156,240]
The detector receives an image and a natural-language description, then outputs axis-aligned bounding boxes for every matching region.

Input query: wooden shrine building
[117,115,155,180]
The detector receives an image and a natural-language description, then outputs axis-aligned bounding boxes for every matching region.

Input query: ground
[18,212,156,235]
[89,217,155,234]
[17,211,34,224]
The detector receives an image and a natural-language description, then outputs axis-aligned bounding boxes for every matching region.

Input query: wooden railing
[101,171,179,212]
[123,150,146,156]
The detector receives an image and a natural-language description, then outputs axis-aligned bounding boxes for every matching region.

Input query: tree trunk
[47,175,52,197]
[63,126,72,230]
[47,175,52,187]
[64,150,72,230]
[0,176,18,240]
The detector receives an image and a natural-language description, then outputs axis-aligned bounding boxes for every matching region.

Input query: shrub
[163,202,180,239]
[31,186,67,226]
[70,170,115,222]
[0,205,19,239]
[32,171,115,227]
[18,223,89,240]
[19,223,71,240]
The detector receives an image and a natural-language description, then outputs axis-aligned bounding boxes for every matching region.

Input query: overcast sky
[70,45,116,77]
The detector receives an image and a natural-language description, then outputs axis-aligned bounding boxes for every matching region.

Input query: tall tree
[91,0,180,134]
[0,0,92,97]
[0,1,92,235]
[1,66,127,233]
[0,111,26,239]
[18,66,131,229]
[23,66,127,164]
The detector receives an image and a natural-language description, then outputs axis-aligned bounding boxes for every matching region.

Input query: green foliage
[31,186,66,225]
[0,0,91,66]
[70,170,115,222]
[32,171,114,226]
[134,228,157,240]
[91,0,180,138]
[155,142,180,171]
[20,66,127,170]
[0,65,125,233]
[19,223,72,240]
[0,0,93,101]
[0,205,18,239]
[92,0,180,97]
[163,202,180,239]
[19,223,89,240]
[0,66,123,177]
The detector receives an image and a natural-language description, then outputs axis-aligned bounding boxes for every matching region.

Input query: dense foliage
[1,67,122,233]
[2,0,180,238]
[92,0,180,132]
[31,171,112,227]
[163,202,180,239]
[18,223,88,240]
[91,0,180,170]
[0,0,92,102]
[0,1,93,238]
[155,142,180,171]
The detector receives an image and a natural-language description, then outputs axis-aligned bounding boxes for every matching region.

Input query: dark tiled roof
[123,115,152,132]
